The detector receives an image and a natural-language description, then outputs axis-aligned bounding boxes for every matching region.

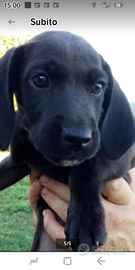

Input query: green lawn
[0,177,35,251]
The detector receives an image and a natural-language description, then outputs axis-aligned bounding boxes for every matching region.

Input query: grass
[0,176,35,251]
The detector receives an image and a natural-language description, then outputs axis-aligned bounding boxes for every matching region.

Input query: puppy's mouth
[44,155,85,167]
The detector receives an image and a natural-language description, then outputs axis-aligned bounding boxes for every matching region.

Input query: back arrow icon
[97,256,105,265]
[9,19,16,25]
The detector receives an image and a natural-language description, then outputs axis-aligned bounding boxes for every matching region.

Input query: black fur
[0,31,135,251]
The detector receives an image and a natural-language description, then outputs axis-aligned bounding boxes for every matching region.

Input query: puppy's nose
[62,127,92,148]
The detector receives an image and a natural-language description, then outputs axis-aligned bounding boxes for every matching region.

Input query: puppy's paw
[65,202,107,251]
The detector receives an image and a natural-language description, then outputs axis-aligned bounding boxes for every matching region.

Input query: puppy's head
[0,31,134,165]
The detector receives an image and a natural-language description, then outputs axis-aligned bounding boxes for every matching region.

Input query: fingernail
[40,175,49,183]
[43,210,47,218]
[41,187,49,195]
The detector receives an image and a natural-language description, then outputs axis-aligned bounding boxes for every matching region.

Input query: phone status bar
[2,1,125,10]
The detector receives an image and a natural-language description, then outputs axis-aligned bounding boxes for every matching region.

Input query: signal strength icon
[105,3,111,8]
[100,2,111,8]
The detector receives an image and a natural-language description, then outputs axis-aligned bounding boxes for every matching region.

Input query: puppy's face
[16,32,110,166]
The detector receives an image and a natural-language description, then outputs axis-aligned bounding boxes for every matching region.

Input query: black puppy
[0,31,135,251]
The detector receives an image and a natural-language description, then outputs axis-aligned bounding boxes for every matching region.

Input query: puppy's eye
[32,74,48,88]
[92,83,103,95]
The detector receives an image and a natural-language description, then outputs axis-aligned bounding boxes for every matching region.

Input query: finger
[41,187,68,222]
[33,210,38,228]
[40,174,70,203]
[29,170,42,186]
[129,168,135,193]
[102,177,135,205]
[28,179,43,213]
[43,209,66,243]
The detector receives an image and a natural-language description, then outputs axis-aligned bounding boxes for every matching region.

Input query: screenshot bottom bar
[0,252,134,269]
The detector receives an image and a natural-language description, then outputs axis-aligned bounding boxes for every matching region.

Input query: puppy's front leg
[65,160,107,251]
[0,155,30,190]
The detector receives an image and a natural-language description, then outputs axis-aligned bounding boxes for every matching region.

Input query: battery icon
[114,2,123,8]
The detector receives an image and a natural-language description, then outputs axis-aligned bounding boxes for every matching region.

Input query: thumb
[103,177,135,205]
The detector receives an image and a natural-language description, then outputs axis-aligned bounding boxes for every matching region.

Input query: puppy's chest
[27,154,70,184]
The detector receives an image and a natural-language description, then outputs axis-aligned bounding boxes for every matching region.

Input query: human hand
[100,168,135,251]
[28,170,42,228]
[28,168,135,251]
[28,170,70,241]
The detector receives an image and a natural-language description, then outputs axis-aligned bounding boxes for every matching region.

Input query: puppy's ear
[0,42,35,151]
[0,48,16,150]
[101,78,135,160]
